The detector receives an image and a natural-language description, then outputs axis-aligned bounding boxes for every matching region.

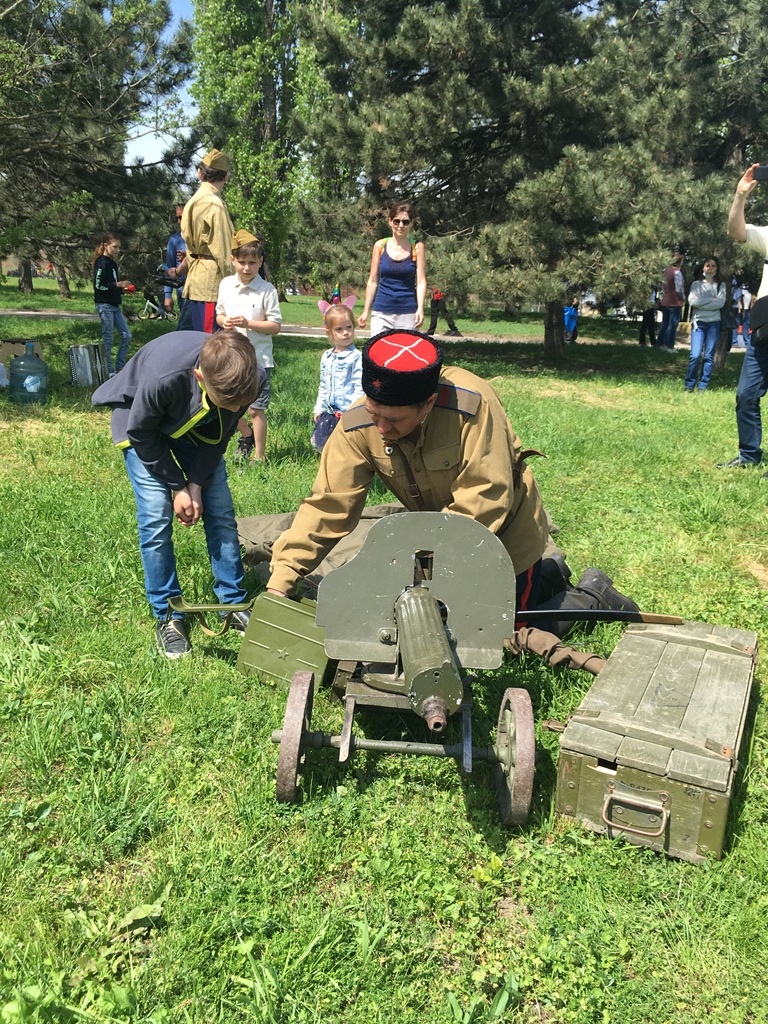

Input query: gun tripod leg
[494,688,535,827]
[276,671,315,803]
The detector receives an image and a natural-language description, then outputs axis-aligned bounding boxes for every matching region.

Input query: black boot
[574,569,639,615]
[530,568,638,638]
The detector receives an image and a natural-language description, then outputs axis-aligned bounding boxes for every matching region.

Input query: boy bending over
[92,329,261,659]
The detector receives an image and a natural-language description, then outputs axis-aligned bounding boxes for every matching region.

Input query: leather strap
[395,446,428,510]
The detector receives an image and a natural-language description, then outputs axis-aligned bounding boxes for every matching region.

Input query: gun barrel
[395,587,463,731]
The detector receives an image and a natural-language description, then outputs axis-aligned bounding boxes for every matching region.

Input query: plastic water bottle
[9,341,48,405]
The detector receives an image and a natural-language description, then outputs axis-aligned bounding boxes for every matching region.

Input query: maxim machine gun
[256,512,538,826]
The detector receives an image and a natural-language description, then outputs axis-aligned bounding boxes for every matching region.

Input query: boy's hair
[200,329,259,407]
[324,304,355,330]
[232,241,264,261]
[92,232,120,267]
[198,162,228,184]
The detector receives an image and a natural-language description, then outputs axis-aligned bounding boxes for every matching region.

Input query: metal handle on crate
[601,786,670,839]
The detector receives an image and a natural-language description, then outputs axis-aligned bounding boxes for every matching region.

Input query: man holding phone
[722,164,768,476]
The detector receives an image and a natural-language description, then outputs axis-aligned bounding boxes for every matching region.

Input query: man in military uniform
[179,148,235,334]
[267,330,637,631]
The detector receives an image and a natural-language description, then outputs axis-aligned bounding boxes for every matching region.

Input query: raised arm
[728,165,759,244]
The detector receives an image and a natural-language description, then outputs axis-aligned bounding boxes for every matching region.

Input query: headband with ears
[318,293,357,318]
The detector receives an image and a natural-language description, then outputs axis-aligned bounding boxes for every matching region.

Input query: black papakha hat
[362,330,443,406]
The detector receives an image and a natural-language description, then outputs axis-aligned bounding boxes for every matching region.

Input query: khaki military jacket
[181,183,234,302]
[268,365,548,596]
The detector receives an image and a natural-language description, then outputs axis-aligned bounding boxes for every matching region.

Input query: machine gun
[264,512,537,824]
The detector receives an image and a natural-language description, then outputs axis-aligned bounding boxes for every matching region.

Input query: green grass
[0,279,641,343]
[1,317,766,1023]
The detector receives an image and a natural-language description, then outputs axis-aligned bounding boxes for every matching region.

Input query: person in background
[180,148,235,333]
[215,230,282,465]
[639,289,659,346]
[311,298,363,452]
[684,257,725,392]
[720,164,768,475]
[563,298,579,344]
[164,203,192,331]
[358,201,427,335]
[93,232,133,377]
[656,250,685,351]
[426,285,462,337]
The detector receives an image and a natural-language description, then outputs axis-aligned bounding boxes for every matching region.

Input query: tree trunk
[17,258,34,293]
[713,329,730,372]
[55,263,71,299]
[543,299,565,355]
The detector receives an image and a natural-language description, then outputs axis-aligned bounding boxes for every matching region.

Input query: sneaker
[156,619,192,659]
[716,457,755,469]
[234,433,255,463]
[446,329,463,338]
[225,609,250,633]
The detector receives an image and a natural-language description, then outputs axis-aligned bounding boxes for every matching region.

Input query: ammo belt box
[555,621,758,863]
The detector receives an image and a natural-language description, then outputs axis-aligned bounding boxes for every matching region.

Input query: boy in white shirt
[216,230,282,464]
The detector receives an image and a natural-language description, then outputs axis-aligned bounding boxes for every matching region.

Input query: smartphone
[753,166,768,180]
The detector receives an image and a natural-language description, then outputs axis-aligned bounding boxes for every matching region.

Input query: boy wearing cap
[180,148,235,333]
[266,329,638,630]
[216,231,282,464]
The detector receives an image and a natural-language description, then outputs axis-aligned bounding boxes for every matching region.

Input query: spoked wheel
[276,671,315,803]
[494,687,535,827]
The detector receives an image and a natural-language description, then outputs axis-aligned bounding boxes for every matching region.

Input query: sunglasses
[392,218,411,226]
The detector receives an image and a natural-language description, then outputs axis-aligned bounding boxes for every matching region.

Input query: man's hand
[164,298,174,312]
[225,314,249,329]
[737,164,759,198]
[166,266,177,280]
[173,483,202,526]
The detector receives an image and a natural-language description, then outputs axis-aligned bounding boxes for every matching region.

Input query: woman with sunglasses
[358,201,427,335]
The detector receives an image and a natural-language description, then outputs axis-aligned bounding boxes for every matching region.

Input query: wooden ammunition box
[555,622,758,863]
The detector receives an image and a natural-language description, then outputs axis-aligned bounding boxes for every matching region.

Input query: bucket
[9,341,48,405]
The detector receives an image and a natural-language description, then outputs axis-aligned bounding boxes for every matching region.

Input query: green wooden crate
[236,592,334,686]
[554,621,758,863]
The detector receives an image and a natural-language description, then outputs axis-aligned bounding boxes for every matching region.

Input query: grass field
[0,277,638,343]
[1,308,766,1023]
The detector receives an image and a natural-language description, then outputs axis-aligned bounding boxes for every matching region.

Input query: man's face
[365,394,437,440]
[231,255,262,283]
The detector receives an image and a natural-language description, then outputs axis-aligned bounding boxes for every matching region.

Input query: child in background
[564,297,579,344]
[216,230,282,465]
[311,297,362,452]
[93,233,133,376]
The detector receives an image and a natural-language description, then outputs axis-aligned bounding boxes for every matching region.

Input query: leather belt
[189,253,214,260]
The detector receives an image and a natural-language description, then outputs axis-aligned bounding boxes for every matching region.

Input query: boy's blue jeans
[123,442,247,621]
[685,319,720,390]
[96,303,132,374]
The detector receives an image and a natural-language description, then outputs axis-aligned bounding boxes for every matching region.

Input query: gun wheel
[276,671,314,804]
[494,687,535,827]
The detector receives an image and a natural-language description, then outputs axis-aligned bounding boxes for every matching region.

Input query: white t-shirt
[745,225,768,299]
[215,273,282,367]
